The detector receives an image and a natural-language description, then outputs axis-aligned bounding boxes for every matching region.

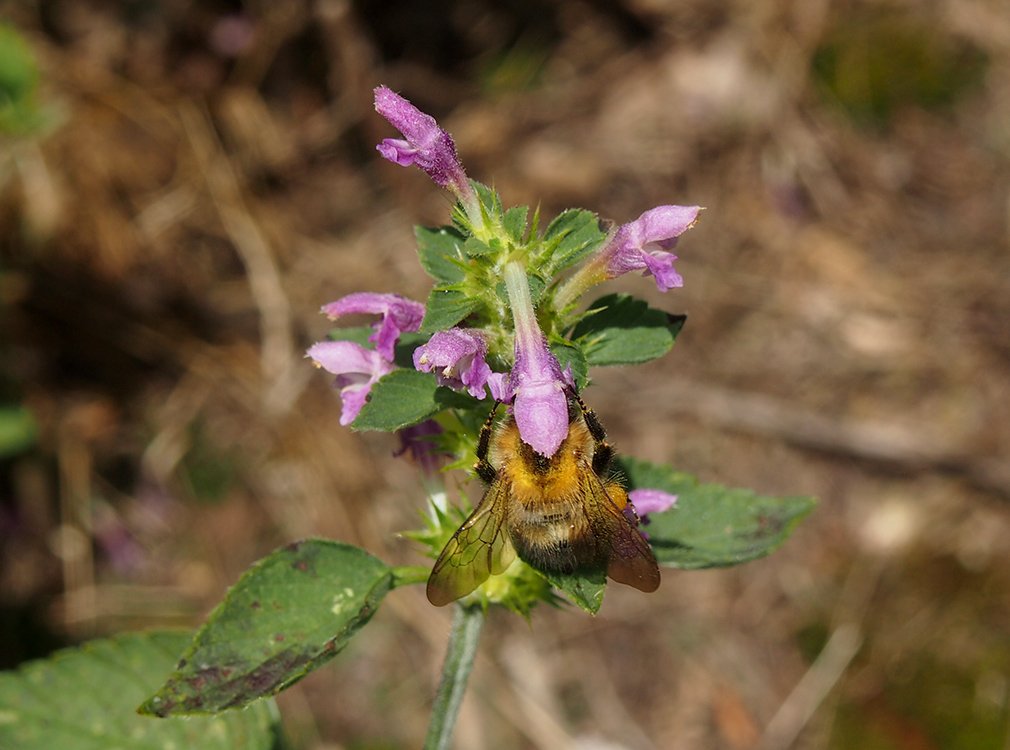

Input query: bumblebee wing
[426,480,516,606]
[582,474,661,593]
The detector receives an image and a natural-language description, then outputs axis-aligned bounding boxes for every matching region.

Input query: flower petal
[413,328,493,399]
[307,340,394,425]
[321,292,424,361]
[604,204,700,291]
[640,250,683,292]
[628,488,678,517]
[336,382,371,426]
[512,378,568,456]
[487,372,511,402]
[374,86,468,192]
[307,340,382,375]
[502,262,571,456]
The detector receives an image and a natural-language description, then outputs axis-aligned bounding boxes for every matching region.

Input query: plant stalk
[423,603,486,750]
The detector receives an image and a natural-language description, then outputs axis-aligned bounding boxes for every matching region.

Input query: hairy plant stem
[424,603,486,750]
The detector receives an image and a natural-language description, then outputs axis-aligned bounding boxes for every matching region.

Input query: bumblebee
[426,394,661,605]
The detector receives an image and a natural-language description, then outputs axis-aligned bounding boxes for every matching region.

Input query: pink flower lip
[307,340,394,425]
[412,328,493,399]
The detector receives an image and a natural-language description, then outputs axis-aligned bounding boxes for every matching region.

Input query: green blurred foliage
[0,405,36,458]
[812,11,988,127]
[0,24,50,136]
[180,421,240,504]
[831,655,1008,750]
[479,38,550,94]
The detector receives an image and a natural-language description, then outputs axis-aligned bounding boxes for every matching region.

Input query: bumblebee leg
[474,403,500,484]
[571,392,615,476]
[604,482,631,513]
[571,391,607,443]
[592,441,615,477]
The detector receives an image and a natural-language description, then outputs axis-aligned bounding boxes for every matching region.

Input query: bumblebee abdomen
[507,501,595,572]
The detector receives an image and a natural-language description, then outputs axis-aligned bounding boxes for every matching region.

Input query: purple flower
[322,292,424,362]
[628,488,678,520]
[374,86,471,196]
[93,511,145,575]
[307,341,395,425]
[603,205,700,291]
[413,328,492,399]
[395,420,447,475]
[500,262,571,457]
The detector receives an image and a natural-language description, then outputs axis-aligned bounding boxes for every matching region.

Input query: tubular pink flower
[628,488,678,518]
[373,86,475,206]
[603,205,700,291]
[307,341,394,426]
[553,204,701,311]
[413,328,493,399]
[502,262,569,457]
[321,292,424,362]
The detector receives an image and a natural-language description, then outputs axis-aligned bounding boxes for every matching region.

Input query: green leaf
[140,540,392,716]
[392,332,430,367]
[473,182,504,221]
[572,294,686,366]
[620,458,816,568]
[524,272,549,306]
[352,369,442,431]
[0,404,36,458]
[539,209,607,276]
[0,631,281,749]
[415,226,467,283]
[326,324,373,347]
[549,338,589,390]
[463,236,496,257]
[503,205,529,244]
[422,286,479,333]
[541,569,606,614]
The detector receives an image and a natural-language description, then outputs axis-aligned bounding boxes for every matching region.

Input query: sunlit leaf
[541,569,606,615]
[621,458,815,568]
[0,631,280,749]
[422,286,479,333]
[140,540,392,716]
[353,369,450,431]
[572,294,686,366]
[538,209,607,276]
[415,225,467,283]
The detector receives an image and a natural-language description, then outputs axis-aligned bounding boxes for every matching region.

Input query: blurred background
[1,0,1008,748]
